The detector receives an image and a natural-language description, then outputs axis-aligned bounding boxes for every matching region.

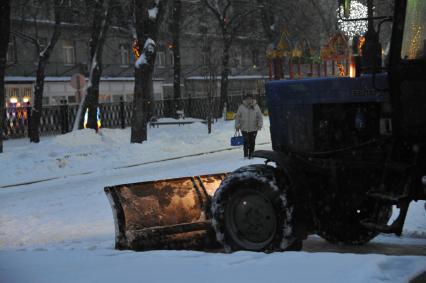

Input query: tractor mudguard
[252,150,289,168]
[252,149,311,239]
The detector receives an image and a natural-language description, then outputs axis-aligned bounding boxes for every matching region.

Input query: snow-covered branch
[148,0,162,20]
[135,38,156,68]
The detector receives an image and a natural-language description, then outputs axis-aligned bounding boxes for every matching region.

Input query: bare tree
[77,0,114,131]
[307,0,337,37]
[256,0,338,50]
[256,0,279,42]
[204,0,257,114]
[27,0,64,143]
[10,0,66,142]
[131,0,166,143]
[172,0,182,117]
[170,0,182,117]
[256,0,284,79]
[0,0,11,153]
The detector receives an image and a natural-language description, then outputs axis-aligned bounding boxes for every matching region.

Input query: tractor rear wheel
[316,195,392,245]
[211,164,299,252]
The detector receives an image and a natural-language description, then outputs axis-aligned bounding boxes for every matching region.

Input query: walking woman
[235,93,263,159]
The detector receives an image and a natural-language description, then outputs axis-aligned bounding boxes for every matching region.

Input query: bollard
[120,96,125,129]
[60,100,69,134]
[26,102,32,138]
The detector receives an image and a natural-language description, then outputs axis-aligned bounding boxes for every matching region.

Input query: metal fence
[3,95,266,139]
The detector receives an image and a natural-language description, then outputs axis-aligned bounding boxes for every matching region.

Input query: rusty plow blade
[104,173,226,251]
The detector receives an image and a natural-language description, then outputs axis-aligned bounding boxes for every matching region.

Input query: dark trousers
[242,131,257,157]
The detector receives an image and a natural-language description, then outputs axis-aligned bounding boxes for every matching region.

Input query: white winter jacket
[235,100,263,132]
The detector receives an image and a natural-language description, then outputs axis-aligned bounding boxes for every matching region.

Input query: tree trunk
[220,39,231,113]
[0,0,11,153]
[80,0,112,131]
[83,61,102,130]
[131,66,152,142]
[29,62,47,143]
[131,0,165,143]
[29,0,62,143]
[172,0,182,117]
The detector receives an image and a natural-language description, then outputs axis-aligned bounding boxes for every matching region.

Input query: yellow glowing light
[9,97,18,104]
[132,39,140,59]
[358,36,365,56]
[83,107,102,130]
[349,58,357,78]
[337,63,345,76]
[23,96,30,103]
[408,23,422,59]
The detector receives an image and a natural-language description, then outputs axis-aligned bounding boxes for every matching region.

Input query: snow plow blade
[104,173,227,251]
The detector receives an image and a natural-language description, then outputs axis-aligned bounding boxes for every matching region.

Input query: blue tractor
[209,0,426,252]
[105,0,425,252]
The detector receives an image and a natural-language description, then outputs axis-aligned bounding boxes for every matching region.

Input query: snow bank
[0,118,271,188]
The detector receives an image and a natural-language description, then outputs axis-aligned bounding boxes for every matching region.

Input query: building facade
[5,0,338,111]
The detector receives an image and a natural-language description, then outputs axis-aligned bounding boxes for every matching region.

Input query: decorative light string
[337,1,368,39]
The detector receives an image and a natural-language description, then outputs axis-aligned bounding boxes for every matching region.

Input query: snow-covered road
[1,121,426,282]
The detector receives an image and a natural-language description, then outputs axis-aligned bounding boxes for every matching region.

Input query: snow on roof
[5,76,164,82]
[186,75,269,80]
[162,83,185,87]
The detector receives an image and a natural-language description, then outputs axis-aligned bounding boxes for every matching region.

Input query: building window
[23,88,32,96]
[233,51,242,67]
[68,96,76,103]
[6,37,16,63]
[112,95,122,102]
[32,0,41,7]
[252,49,259,66]
[119,44,130,66]
[42,97,50,105]
[202,52,208,65]
[169,51,174,66]
[63,40,75,65]
[23,88,32,104]
[155,51,165,67]
[99,95,111,103]
[6,88,19,105]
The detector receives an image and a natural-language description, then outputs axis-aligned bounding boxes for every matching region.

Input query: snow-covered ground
[1,117,425,283]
